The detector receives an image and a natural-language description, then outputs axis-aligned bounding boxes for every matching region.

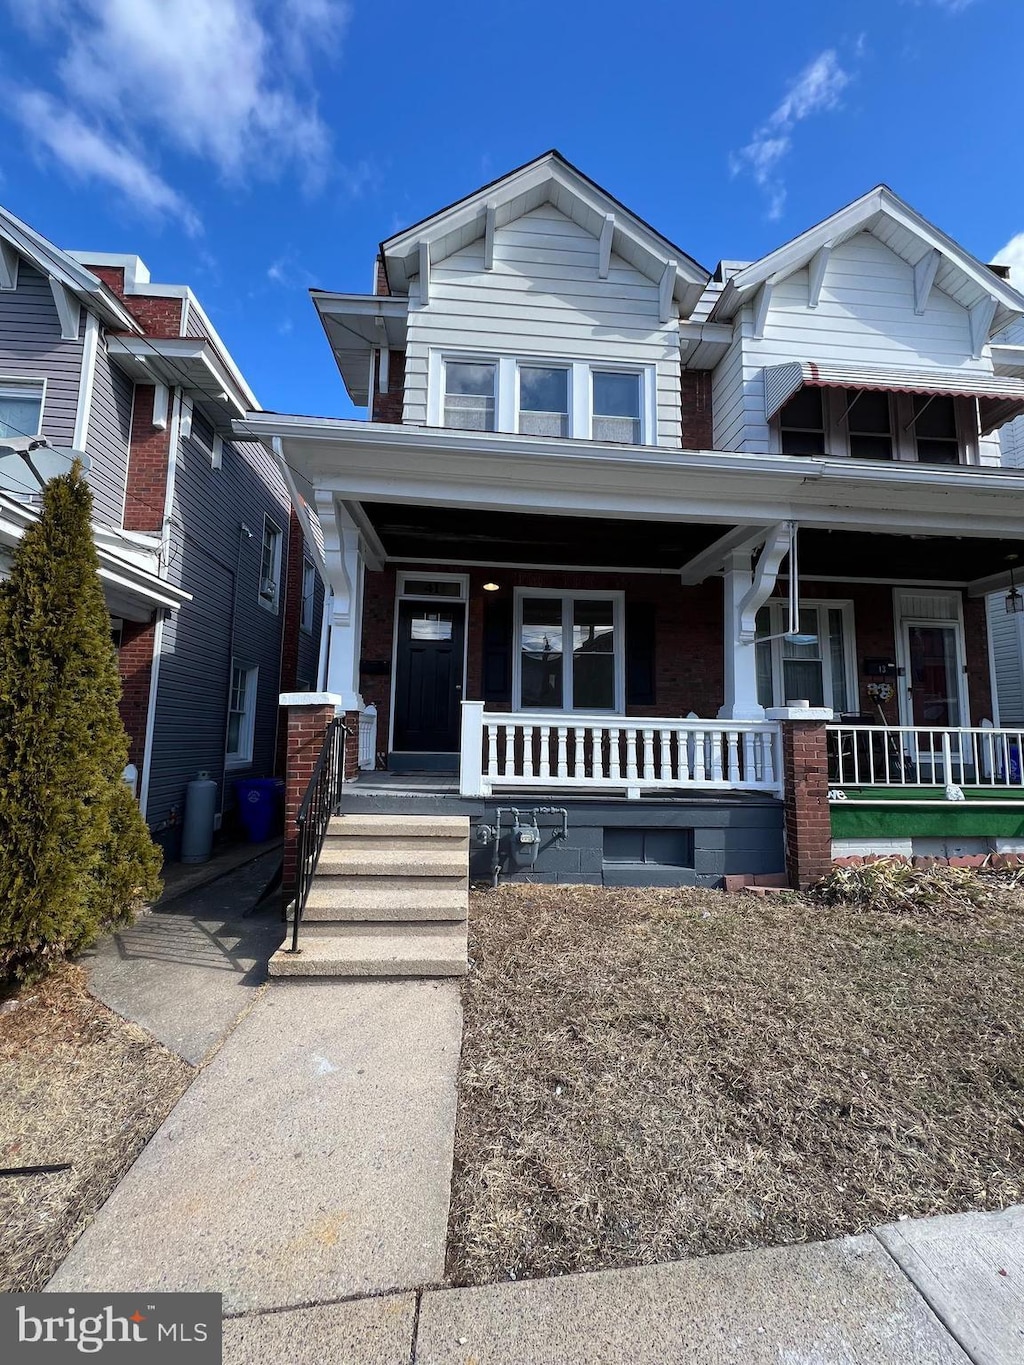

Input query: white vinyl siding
[714,230,995,456]
[987,593,1024,726]
[404,203,681,446]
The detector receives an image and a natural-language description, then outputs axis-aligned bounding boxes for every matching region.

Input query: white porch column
[316,492,366,714]
[719,551,764,721]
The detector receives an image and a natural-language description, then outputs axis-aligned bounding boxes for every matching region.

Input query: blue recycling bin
[234,777,281,843]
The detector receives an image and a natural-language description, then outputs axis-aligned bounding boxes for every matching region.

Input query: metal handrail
[288,717,347,953]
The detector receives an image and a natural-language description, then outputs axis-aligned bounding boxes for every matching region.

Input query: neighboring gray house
[0,209,324,858]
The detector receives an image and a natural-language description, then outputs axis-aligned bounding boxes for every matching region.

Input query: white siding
[710,230,991,454]
[403,203,682,447]
[997,413,1024,469]
[987,593,1024,725]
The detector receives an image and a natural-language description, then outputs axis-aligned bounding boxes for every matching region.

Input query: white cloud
[992,232,1024,288]
[731,50,853,219]
[14,89,201,235]
[6,0,351,227]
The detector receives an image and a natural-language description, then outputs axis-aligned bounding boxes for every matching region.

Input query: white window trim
[0,375,47,441]
[512,586,625,714]
[772,386,979,465]
[758,599,857,712]
[300,557,316,633]
[258,515,283,614]
[225,663,259,769]
[429,350,656,445]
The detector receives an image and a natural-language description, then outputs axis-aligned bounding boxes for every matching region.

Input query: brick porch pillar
[280,692,343,896]
[768,706,834,890]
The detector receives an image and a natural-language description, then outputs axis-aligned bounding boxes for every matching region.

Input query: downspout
[139,386,182,819]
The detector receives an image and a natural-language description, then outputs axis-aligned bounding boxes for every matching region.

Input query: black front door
[392,601,465,752]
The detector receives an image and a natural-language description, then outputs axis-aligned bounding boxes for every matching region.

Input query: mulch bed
[447,883,1024,1286]
[0,963,193,1291]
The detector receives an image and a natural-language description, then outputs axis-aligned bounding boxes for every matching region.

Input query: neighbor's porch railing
[827,722,1024,791]
[459,702,782,799]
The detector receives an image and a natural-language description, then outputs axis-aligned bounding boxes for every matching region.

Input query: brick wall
[83,263,184,335]
[780,720,832,889]
[282,703,335,892]
[117,618,156,771]
[370,349,406,424]
[680,371,713,450]
[122,385,171,532]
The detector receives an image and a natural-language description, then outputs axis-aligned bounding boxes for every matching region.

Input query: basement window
[603,828,694,866]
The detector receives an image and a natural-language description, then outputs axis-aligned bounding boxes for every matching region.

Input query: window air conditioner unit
[259,577,276,600]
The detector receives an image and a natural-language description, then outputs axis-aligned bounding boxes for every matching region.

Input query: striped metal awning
[764,361,1024,434]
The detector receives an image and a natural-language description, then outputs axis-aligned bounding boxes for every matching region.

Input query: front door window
[907,625,961,728]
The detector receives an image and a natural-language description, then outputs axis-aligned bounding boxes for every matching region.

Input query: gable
[762,230,978,369]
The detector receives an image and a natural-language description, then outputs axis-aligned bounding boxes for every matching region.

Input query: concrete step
[317,846,467,879]
[326,814,469,841]
[326,834,469,853]
[269,922,468,979]
[297,878,468,921]
[293,917,465,938]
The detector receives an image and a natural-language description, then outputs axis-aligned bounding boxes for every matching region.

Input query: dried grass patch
[448,883,1024,1285]
[0,963,193,1290]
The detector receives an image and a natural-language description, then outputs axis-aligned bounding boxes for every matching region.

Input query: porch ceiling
[360,503,735,570]
[360,501,1022,583]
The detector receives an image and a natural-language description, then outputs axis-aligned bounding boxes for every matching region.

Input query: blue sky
[2,0,1023,421]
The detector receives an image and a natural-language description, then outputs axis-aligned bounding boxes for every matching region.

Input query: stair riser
[324,835,469,852]
[295,905,467,925]
[269,959,468,979]
[318,862,467,879]
[327,817,469,837]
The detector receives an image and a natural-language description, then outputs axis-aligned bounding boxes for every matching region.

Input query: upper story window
[444,361,496,431]
[259,516,283,612]
[0,380,44,441]
[436,354,652,444]
[592,372,642,444]
[519,366,569,437]
[775,386,976,465]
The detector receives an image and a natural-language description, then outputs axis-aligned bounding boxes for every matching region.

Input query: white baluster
[625,727,638,781]
[659,728,672,781]
[608,728,621,781]
[486,723,498,779]
[726,730,740,784]
[557,726,568,779]
[539,725,551,779]
[642,728,655,780]
[762,730,776,788]
[504,723,516,778]
[693,729,706,782]
[574,727,585,779]
[743,731,756,784]
[591,727,605,781]
[522,725,534,779]
[709,729,723,782]
[676,725,690,783]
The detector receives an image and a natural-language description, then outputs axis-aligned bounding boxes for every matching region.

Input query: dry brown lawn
[0,964,193,1291]
[448,883,1024,1286]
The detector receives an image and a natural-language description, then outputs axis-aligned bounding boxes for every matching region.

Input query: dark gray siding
[147,420,292,845]
[0,260,83,449]
[183,298,207,339]
[84,345,134,524]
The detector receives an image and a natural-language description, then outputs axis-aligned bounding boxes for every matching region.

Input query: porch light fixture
[1005,555,1024,615]
[482,582,500,592]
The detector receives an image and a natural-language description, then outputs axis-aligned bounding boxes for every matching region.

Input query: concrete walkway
[48,978,463,1314]
[81,849,284,1065]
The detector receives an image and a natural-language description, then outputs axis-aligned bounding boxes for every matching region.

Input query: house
[0,207,324,859]
[242,151,1024,890]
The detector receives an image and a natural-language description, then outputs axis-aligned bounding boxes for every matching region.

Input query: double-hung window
[443,360,496,431]
[779,387,826,455]
[516,591,622,712]
[846,390,894,461]
[913,394,960,464]
[756,602,855,712]
[518,365,569,436]
[226,663,258,766]
[592,371,642,444]
[259,517,283,611]
[0,380,44,441]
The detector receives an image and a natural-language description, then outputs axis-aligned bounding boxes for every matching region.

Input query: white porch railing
[459,702,782,799]
[827,723,1024,791]
[358,703,378,771]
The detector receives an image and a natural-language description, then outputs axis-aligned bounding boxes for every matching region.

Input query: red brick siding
[370,349,406,424]
[117,619,156,771]
[964,594,993,723]
[122,385,171,532]
[780,720,832,889]
[374,258,390,296]
[680,371,713,450]
[282,703,335,893]
[79,262,184,335]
